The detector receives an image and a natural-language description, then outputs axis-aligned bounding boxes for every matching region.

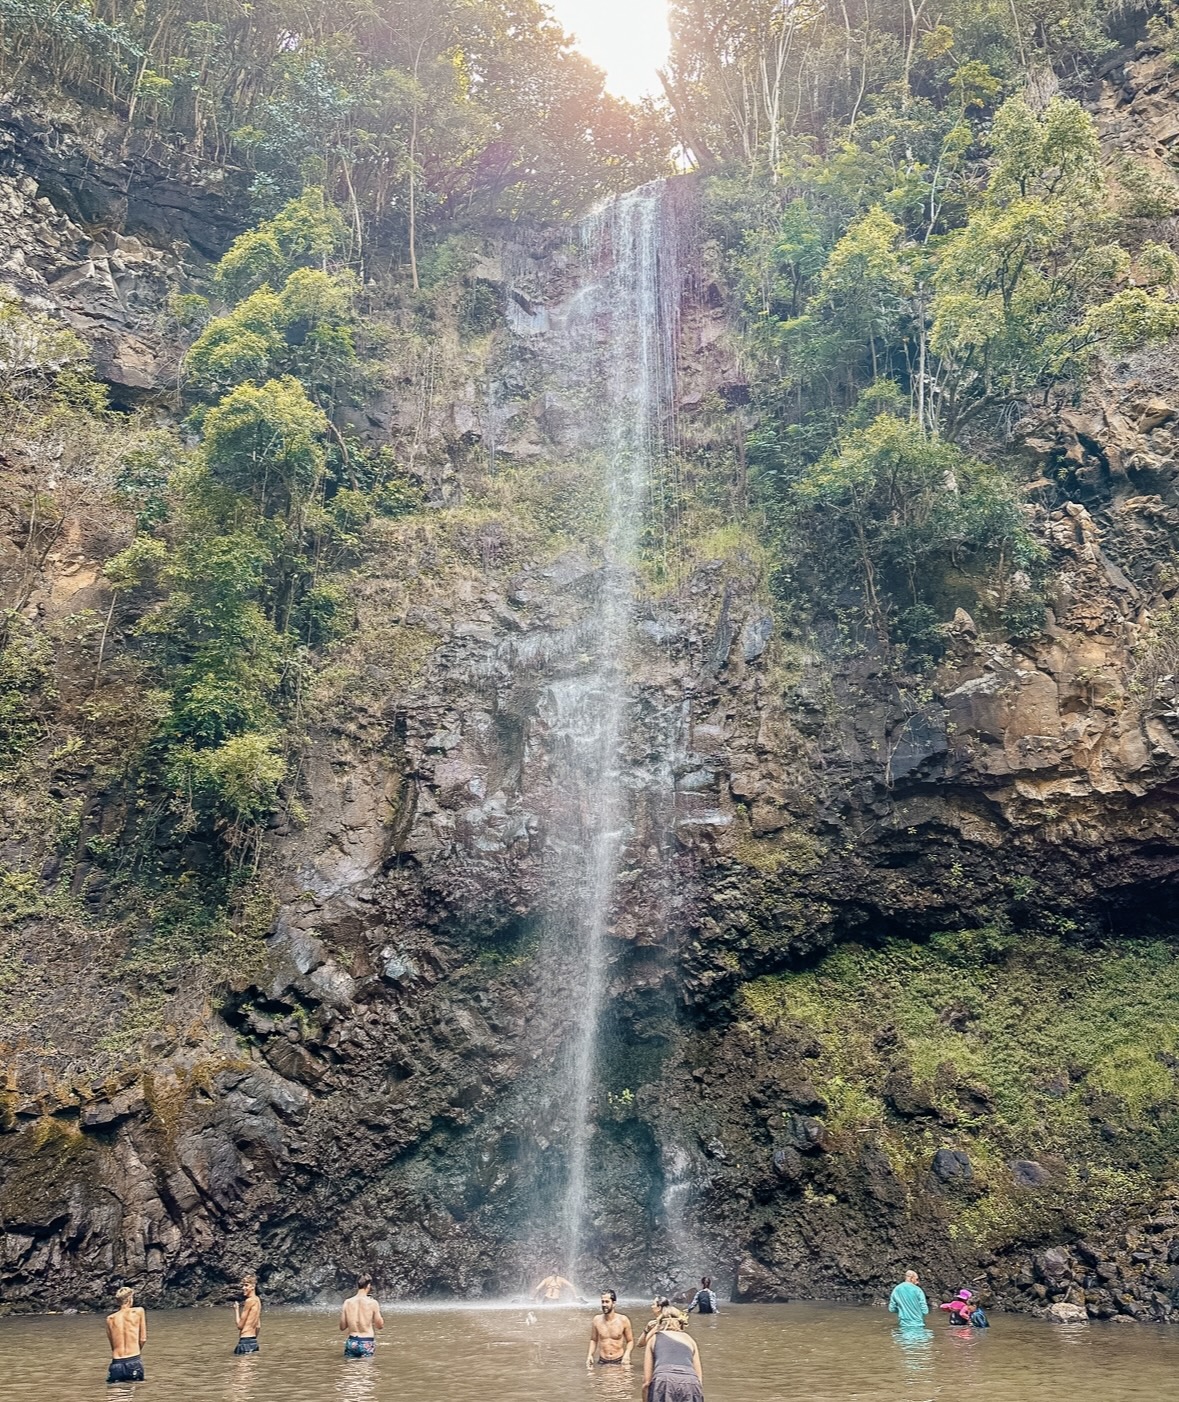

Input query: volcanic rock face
[4,41,1179,1322]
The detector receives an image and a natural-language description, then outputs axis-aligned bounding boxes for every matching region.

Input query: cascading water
[515,180,686,1278]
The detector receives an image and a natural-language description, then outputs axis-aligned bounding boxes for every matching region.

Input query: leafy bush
[201,377,328,514]
[174,731,287,829]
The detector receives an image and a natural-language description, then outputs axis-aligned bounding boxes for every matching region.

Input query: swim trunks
[107,1356,145,1383]
[344,1335,376,1359]
[598,1357,624,1365]
[234,1337,260,1354]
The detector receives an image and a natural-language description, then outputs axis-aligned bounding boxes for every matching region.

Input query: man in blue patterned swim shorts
[340,1273,384,1358]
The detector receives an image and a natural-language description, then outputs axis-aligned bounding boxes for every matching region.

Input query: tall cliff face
[3,44,1179,1322]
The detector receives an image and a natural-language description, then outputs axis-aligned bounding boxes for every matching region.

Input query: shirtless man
[233,1275,262,1354]
[533,1269,576,1303]
[586,1289,633,1369]
[106,1286,147,1383]
[339,1273,384,1359]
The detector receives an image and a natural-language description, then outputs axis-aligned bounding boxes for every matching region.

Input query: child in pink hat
[939,1289,974,1322]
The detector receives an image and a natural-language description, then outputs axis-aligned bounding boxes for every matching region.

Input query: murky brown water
[2,1300,1177,1400]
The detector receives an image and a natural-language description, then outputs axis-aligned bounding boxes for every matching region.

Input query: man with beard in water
[339,1273,384,1358]
[106,1286,147,1383]
[587,1289,634,1368]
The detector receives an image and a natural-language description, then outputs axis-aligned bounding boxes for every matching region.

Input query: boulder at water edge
[1046,1302,1088,1324]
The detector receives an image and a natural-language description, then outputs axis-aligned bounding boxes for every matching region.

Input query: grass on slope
[742,928,1179,1243]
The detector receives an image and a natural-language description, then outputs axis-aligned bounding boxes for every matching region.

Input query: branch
[657,68,719,171]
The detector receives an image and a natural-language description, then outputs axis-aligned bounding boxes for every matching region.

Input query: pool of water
[2,1300,1176,1401]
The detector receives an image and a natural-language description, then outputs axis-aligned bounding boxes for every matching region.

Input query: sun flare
[549,0,670,102]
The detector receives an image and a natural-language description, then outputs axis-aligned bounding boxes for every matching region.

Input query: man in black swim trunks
[106,1286,147,1383]
[587,1290,633,1368]
[234,1275,261,1353]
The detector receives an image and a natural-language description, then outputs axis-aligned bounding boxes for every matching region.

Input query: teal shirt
[888,1281,929,1327]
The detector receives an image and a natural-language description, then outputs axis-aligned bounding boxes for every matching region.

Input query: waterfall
[520,180,686,1278]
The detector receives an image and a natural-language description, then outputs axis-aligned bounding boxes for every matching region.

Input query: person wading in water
[339,1273,384,1358]
[638,1297,688,1347]
[642,1313,704,1402]
[534,1269,577,1303]
[106,1286,147,1383]
[233,1275,262,1353]
[687,1278,719,1315]
[888,1269,929,1328]
[587,1289,634,1367]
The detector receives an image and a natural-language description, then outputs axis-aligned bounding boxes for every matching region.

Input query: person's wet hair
[657,1297,671,1310]
[700,1276,712,1288]
[357,1273,373,1289]
[602,1289,617,1302]
[115,1286,133,1304]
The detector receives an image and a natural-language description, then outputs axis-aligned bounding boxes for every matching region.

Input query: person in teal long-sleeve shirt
[888,1270,930,1327]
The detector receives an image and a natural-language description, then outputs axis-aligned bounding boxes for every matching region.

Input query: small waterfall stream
[522,180,686,1276]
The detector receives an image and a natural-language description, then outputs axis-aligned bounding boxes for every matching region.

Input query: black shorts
[234,1337,260,1354]
[108,1356,145,1383]
[598,1357,623,1365]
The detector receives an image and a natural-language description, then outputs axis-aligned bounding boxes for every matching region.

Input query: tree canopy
[0,0,671,264]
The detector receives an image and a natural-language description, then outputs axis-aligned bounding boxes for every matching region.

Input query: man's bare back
[341,1293,382,1336]
[106,1305,146,1359]
[237,1296,261,1336]
[105,1289,147,1384]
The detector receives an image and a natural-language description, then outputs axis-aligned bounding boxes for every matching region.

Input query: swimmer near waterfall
[233,1276,261,1354]
[105,1286,147,1384]
[339,1273,384,1359]
[587,1290,634,1368]
[533,1270,577,1303]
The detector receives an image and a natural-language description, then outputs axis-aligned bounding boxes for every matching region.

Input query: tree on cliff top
[0,0,671,267]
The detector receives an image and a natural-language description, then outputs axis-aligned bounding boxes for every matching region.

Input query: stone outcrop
[0,168,182,396]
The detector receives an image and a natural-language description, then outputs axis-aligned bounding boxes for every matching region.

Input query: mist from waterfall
[521,180,685,1279]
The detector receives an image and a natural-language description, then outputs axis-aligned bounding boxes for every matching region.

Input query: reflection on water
[588,1359,638,1402]
[226,1352,260,1402]
[894,1321,935,1384]
[334,1356,381,1402]
[1,1301,1177,1402]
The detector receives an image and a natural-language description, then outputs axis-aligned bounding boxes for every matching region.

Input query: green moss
[739,929,1179,1246]
[742,973,830,1029]
[731,828,825,877]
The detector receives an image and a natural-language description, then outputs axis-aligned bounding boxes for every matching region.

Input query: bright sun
[548,0,670,103]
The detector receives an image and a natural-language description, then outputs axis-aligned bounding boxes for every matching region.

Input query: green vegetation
[106,191,376,852]
[1,0,1178,1133]
[662,2,1179,656]
[0,0,668,270]
[742,930,1179,1243]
